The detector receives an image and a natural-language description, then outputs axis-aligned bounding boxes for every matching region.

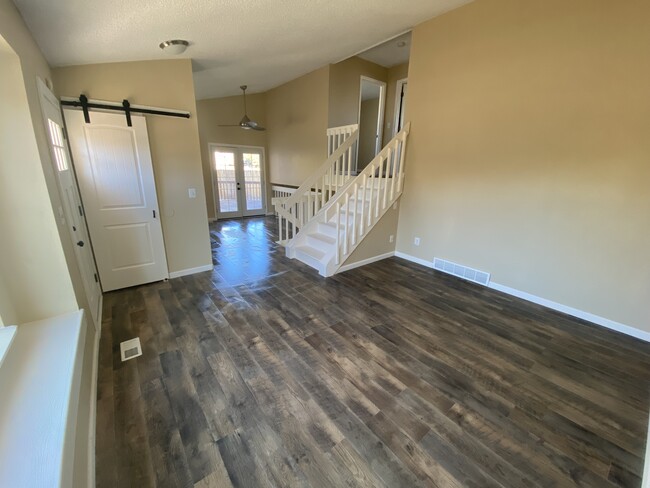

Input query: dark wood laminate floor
[97,216,650,488]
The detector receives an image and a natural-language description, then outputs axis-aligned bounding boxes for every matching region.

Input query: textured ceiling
[358,32,412,68]
[13,0,472,100]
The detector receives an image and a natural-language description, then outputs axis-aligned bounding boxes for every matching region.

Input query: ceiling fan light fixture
[217,85,266,131]
[159,39,189,55]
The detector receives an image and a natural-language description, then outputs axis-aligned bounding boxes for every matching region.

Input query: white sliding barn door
[64,109,168,291]
[37,80,103,326]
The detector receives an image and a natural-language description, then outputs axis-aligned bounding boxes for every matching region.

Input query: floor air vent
[433,258,491,286]
[120,337,143,362]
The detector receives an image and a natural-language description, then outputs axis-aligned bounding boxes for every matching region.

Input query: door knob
[77,240,84,247]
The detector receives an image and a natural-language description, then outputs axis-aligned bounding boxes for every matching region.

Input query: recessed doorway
[357,77,387,171]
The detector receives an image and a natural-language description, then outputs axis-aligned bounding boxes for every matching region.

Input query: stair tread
[308,232,336,244]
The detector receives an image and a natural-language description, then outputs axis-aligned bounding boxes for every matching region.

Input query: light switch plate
[188,188,197,199]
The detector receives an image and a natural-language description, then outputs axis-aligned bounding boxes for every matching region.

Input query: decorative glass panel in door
[214,148,240,218]
[212,145,266,219]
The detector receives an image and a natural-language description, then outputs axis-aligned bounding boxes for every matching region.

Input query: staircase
[275,123,410,277]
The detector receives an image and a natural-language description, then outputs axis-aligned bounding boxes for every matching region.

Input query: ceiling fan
[219,85,265,131]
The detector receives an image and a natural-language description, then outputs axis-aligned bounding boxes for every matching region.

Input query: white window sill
[0,310,85,488]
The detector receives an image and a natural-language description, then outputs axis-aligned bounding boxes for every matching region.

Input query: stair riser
[294,249,326,275]
[317,223,338,238]
[306,235,333,253]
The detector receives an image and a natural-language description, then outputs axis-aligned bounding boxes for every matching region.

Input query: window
[47,119,69,172]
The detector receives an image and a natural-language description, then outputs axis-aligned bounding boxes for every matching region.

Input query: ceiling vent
[433,257,490,286]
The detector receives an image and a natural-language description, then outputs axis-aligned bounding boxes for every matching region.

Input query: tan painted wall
[0,33,77,324]
[328,57,387,128]
[0,0,88,320]
[398,0,650,332]
[345,203,399,266]
[0,274,14,326]
[266,66,330,186]
[1,7,97,487]
[358,98,380,168]
[383,62,409,146]
[196,93,268,219]
[53,59,212,274]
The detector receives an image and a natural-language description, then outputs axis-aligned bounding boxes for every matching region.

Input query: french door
[211,145,266,219]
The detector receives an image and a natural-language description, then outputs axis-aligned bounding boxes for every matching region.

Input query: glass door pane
[214,149,241,217]
[241,151,264,213]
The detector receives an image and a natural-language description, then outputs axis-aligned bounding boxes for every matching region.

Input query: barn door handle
[77,240,85,247]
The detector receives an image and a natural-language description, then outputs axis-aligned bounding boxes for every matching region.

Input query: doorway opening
[394,78,408,136]
[210,144,267,219]
[357,77,386,172]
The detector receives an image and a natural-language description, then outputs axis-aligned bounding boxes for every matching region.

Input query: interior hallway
[96,216,650,487]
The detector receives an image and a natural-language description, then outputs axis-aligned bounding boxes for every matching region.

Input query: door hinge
[78,205,84,217]
[94,273,98,283]
[62,127,68,140]
[153,209,156,219]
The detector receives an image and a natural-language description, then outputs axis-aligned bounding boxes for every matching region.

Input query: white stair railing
[327,123,410,272]
[327,124,358,157]
[276,125,358,243]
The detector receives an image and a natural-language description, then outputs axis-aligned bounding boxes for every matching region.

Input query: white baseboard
[394,251,433,268]
[87,318,100,488]
[338,252,395,273]
[168,264,214,279]
[394,251,650,343]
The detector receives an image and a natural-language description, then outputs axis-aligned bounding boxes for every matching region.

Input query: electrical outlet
[188,188,197,199]
[414,237,421,246]
[389,235,394,243]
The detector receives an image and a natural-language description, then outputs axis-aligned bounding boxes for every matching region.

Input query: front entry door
[211,145,266,219]
[64,109,169,292]
[37,79,103,326]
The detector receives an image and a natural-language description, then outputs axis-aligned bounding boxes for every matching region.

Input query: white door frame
[357,76,387,171]
[36,78,103,328]
[393,78,408,137]
[208,143,267,219]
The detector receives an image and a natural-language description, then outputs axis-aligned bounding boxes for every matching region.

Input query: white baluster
[335,202,341,265]
[344,193,350,256]
[389,146,396,202]
[360,174,367,235]
[352,183,358,246]
[367,164,374,227]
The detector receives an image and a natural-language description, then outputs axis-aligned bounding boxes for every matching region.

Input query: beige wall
[345,203,399,266]
[398,0,650,332]
[266,66,330,186]
[1,7,97,486]
[328,56,387,128]
[53,59,212,274]
[196,93,268,219]
[0,32,77,325]
[383,62,409,146]
[0,0,89,319]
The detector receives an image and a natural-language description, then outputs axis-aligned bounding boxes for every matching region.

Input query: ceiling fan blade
[217,124,243,127]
